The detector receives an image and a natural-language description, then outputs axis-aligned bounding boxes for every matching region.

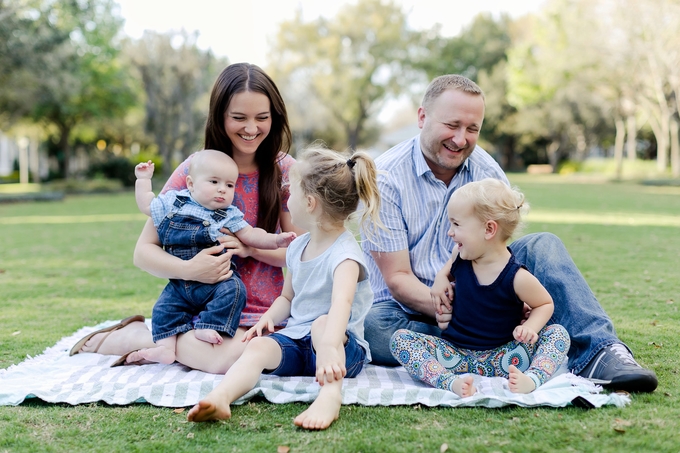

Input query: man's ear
[484,220,498,240]
[417,106,426,129]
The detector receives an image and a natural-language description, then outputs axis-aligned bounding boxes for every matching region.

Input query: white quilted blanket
[0,320,630,409]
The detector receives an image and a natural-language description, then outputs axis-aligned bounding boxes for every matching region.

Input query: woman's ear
[484,220,498,240]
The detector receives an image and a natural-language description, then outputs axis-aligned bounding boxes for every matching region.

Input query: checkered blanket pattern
[0,320,630,409]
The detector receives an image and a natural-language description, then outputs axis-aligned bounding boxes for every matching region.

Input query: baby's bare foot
[194,329,223,345]
[451,375,476,398]
[126,346,175,365]
[508,365,536,393]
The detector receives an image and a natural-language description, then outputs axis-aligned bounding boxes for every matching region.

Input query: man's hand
[435,305,452,330]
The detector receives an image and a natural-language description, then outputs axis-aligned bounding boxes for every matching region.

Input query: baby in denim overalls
[133,149,296,365]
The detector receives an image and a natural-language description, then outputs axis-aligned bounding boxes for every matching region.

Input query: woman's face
[223,91,272,160]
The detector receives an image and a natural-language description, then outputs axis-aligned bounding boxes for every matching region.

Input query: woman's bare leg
[125,335,177,364]
[79,321,155,355]
[175,328,249,374]
[187,336,282,422]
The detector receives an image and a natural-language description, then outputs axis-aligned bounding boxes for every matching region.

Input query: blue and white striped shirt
[360,135,509,311]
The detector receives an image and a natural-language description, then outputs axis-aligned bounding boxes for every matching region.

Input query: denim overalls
[151,195,246,342]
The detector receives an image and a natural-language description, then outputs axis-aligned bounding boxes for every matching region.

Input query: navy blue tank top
[441,250,525,350]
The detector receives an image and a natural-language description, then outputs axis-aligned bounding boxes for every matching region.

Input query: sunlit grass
[1,182,679,452]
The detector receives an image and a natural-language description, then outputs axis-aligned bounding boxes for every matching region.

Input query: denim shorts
[266,332,366,378]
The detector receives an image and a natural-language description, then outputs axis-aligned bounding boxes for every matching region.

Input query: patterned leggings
[390,324,570,392]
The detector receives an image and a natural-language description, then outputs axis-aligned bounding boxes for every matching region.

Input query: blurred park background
[1,0,679,195]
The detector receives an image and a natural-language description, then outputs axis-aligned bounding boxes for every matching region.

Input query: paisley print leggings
[390,324,570,392]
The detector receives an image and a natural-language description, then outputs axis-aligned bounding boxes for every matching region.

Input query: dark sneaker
[579,343,658,392]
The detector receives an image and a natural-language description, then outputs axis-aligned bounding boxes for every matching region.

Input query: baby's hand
[513,325,538,344]
[276,232,297,248]
[135,160,155,179]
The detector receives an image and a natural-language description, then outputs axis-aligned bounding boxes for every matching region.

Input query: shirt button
[203,220,210,226]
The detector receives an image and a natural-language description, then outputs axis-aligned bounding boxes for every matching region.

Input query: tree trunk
[57,123,72,179]
[670,117,680,178]
[648,114,669,173]
[625,115,637,160]
[547,140,560,170]
[614,117,625,179]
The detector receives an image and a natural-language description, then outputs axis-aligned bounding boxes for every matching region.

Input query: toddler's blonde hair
[452,178,529,242]
[290,144,384,239]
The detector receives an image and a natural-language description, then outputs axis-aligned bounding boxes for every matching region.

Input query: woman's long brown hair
[204,63,292,233]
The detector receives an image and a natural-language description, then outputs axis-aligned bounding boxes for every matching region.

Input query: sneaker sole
[591,375,658,393]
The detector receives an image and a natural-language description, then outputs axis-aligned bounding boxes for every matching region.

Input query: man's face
[417,89,485,182]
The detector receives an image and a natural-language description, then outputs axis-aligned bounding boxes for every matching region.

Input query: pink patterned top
[161,152,295,326]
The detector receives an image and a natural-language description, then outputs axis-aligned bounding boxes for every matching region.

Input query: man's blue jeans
[364,233,620,373]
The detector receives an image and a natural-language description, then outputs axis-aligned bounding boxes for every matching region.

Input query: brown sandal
[69,315,145,356]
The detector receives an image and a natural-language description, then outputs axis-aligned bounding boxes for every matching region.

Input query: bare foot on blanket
[188,397,232,422]
[79,321,154,355]
[508,365,536,393]
[194,329,223,345]
[451,375,476,398]
[293,382,342,430]
[125,346,176,365]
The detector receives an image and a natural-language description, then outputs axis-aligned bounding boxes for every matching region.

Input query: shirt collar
[413,135,473,180]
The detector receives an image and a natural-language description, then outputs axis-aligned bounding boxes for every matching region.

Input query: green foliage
[0,0,138,179]
[1,180,679,451]
[270,0,421,150]
[86,155,136,187]
[124,31,224,179]
[44,178,123,194]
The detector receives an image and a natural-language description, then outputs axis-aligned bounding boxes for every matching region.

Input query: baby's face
[188,157,239,211]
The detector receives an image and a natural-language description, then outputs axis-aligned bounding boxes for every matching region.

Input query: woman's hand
[186,244,234,284]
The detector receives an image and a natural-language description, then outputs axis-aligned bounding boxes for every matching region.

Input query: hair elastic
[346,158,356,169]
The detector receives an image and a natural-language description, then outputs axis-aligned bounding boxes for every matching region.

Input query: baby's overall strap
[173,195,190,209]
[211,208,228,222]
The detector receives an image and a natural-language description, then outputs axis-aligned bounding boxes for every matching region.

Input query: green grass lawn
[1,176,679,453]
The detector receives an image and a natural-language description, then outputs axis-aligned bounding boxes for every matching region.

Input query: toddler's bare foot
[451,375,476,398]
[194,329,224,345]
[187,398,232,422]
[293,385,341,430]
[508,365,536,393]
[125,346,175,365]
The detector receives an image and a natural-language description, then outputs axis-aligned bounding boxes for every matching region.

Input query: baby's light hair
[452,178,529,242]
[189,149,236,177]
[290,144,384,239]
